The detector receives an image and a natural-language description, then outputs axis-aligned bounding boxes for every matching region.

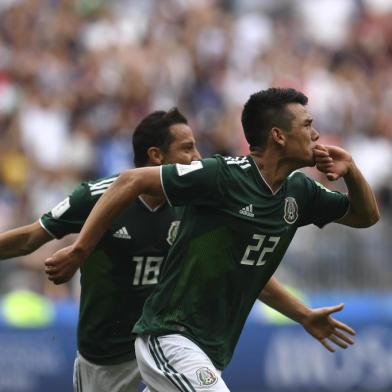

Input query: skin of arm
[0,221,52,260]
[45,166,163,284]
[259,277,355,352]
[313,144,380,228]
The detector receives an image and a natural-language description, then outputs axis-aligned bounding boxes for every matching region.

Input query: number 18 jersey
[133,155,349,369]
[40,175,179,365]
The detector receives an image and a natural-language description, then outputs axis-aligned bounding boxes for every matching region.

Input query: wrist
[342,159,356,179]
[71,242,92,261]
[296,306,313,325]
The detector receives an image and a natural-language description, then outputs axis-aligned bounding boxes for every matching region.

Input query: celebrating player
[45,88,379,391]
[0,108,201,391]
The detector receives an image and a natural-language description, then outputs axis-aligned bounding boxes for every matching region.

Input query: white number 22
[240,234,280,266]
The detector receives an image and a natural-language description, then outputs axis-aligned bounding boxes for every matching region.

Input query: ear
[271,127,286,147]
[146,147,164,165]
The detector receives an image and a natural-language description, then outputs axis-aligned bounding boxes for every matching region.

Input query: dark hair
[241,87,308,148]
[132,108,188,167]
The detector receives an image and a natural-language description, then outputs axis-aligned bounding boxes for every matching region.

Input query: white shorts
[135,334,230,392]
[73,352,141,392]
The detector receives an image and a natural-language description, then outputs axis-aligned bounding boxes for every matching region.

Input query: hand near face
[313,144,354,181]
[45,245,84,284]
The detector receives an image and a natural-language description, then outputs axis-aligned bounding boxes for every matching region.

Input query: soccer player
[45,88,379,391]
[0,108,201,392]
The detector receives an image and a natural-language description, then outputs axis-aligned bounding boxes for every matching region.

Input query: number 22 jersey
[133,155,349,370]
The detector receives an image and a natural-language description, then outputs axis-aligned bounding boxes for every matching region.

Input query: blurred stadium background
[0,0,391,391]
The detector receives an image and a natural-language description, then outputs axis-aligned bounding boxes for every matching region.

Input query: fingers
[44,257,71,285]
[334,329,354,345]
[320,329,355,352]
[320,338,335,353]
[326,303,344,313]
[333,319,356,336]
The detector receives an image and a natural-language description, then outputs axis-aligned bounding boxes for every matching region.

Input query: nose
[311,128,320,141]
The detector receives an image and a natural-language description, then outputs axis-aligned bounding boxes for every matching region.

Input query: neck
[250,148,295,193]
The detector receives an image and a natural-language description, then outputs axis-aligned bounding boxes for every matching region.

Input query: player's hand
[301,303,356,352]
[45,245,84,285]
[314,144,354,181]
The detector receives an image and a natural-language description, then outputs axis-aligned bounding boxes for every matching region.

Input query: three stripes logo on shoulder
[196,367,218,387]
[239,204,254,218]
[113,227,131,239]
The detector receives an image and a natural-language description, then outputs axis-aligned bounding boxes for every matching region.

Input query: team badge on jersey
[176,161,203,176]
[51,197,70,218]
[283,197,298,224]
[167,220,180,245]
[196,367,218,387]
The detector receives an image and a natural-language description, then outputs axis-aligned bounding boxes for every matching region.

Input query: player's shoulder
[286,170,312,190]
[214,154,252,171]
[84,174,119,197]
[69,174,119,203]
[287,169,307,182]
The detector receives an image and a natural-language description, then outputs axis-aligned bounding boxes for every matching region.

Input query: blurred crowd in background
[0,0,391,300]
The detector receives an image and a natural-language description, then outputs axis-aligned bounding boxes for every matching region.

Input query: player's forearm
[258,277,311,324]
[0,222,51,259]
[71,170,147,257]
[342,162,380,227]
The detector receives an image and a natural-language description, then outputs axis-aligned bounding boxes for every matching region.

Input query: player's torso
[78,197,179,364]
[137,156,308,368]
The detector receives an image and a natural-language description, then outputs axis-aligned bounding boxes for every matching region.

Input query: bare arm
[314,145,380,228]
[45,166,163,283]
[259,277,355,352]
[337,161,380,227]
[0,221,53,260]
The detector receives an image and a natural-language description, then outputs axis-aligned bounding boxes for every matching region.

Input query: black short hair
[241,88,308,149]
[132,108,188,167]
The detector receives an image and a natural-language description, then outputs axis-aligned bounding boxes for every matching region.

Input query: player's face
[283,103,319,166]
[163,123,201,164]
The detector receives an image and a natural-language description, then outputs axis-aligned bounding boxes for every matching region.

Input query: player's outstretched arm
[45,166,163,284]
[313,144,380,228]
[0,221,52,260]
[259,277,355,352]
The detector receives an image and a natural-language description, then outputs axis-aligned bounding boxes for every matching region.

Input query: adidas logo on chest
[239,204,254,218]
[113,227,131,239]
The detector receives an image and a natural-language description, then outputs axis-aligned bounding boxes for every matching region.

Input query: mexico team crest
[166,220,180,245]
[284,197,298,224]
[196,367,218,387]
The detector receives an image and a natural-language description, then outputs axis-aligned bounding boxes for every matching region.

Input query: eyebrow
[180,141,195,147]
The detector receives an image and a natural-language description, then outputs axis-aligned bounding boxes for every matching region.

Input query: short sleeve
[160,158,223,207]
[40,182,100,239]
[300,178,349,228]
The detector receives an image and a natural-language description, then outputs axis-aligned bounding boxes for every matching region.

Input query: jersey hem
[38,218,58,239]
[160,165,173,207]
[333,194,350,224]
[78,349,136,366]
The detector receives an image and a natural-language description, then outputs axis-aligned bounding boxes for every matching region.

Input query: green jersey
[40,175,179,365]
[133,155,349,369]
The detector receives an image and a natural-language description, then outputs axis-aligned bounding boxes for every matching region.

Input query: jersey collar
[248,155,285,196]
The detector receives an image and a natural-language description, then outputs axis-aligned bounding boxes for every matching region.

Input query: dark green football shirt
[40,175,180,365]
[133,155,349,369]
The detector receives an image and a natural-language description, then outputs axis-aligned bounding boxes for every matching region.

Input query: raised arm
[259,277,355,352]
[314,144,380,227]
[45,166,163,284]
[0,221,52,260]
